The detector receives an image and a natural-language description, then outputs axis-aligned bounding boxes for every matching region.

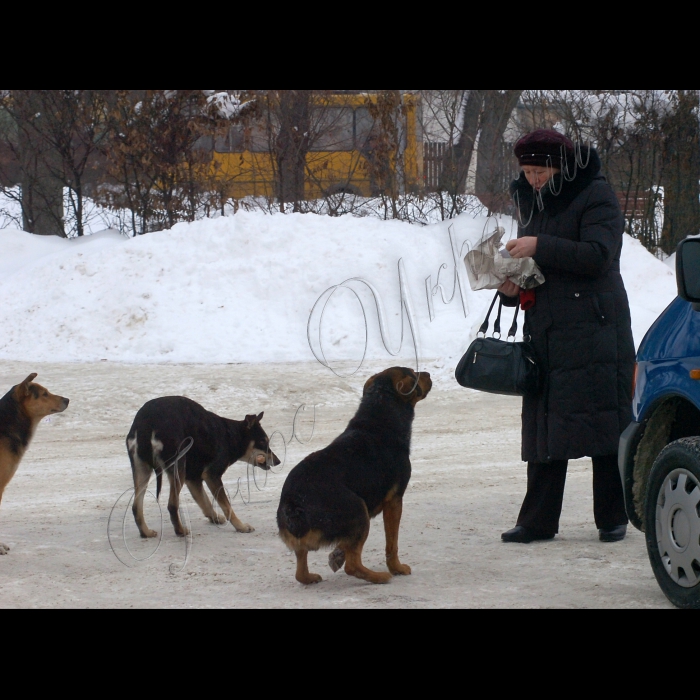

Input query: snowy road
[0,360,671,608]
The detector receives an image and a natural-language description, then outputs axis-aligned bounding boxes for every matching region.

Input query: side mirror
[676,237,700,310]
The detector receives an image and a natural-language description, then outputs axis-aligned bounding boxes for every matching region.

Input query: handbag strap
[512,303,533,342]
[477,292,500,336]
[478,291,521,340]
[506,304,519,340]
[494,299,504,338]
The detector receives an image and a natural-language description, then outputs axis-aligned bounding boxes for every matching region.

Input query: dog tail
[277,500,311,540]
[156,469,163,501]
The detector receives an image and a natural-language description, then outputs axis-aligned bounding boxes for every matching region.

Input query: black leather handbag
[455,292,541,396]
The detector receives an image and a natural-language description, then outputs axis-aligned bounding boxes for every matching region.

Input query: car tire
[645,437,700,608]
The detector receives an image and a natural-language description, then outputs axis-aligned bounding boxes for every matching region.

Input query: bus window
[355,107,406,151]
[215,125,245,153]
[310,107,354,152]
[355,107,377,149]
[248,121,269,152]
[215,122,269,153]
[195,135,214,152]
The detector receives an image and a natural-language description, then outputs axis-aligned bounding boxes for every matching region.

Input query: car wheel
[645,437,700,608]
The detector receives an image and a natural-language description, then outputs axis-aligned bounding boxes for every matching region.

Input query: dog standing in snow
[0,374,69,555]
[127,396,280,538]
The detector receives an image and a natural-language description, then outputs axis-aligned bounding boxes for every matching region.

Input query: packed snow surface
[0,213,678,384]
[0,358,671,608]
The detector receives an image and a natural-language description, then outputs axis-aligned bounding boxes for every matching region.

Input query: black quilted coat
[504,147,635,462]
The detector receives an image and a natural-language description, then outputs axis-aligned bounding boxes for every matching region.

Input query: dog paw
[175,527,190,537]
[346,567,393,584]
[235,523,255,533]
[389,563,412,576]
[328,547,346,572]
[297,573,323,585]
[209,514,227,525]
[0,543,10,555]
[140,529,158,539]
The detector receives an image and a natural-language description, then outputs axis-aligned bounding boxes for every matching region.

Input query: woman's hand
[506,236,538,259]
[498,279,521,297]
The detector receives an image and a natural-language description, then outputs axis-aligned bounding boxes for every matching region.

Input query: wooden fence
[423,141,448,191]
[422,141,519,194]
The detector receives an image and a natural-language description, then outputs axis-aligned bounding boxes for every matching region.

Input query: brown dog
[0,374,69,554]
[277,367,431,585]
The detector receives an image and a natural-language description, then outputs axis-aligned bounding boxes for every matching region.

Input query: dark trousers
[516,454,628,535]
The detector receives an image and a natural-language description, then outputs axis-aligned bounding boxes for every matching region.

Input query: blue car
[619,236,700,608]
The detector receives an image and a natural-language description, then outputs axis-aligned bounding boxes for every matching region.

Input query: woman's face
[522,165,560,191]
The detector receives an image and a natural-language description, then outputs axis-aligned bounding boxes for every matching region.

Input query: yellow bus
[209,92,423,201]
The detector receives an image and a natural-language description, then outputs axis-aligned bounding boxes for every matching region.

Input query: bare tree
[26,90,109,237]
[275,90,312,212]
[513,90,669,252]
[419,90,522,218]
[474,90,523,214]
[430,90,483,195]
[0,91,66,236]
[660,89,700,253]
[100,90,229,234]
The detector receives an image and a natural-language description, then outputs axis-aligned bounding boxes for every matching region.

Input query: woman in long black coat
[498,129,635,544]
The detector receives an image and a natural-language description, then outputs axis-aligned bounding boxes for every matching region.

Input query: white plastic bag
[464,226,545,291]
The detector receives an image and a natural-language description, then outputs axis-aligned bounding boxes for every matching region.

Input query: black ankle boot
[598,524,627,542]
[501,525,555,543]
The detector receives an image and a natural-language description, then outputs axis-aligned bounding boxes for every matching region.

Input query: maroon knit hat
[514,129,574,167]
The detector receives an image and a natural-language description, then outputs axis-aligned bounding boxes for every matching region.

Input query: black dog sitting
[277,367,432,585]
[126,396,279,538]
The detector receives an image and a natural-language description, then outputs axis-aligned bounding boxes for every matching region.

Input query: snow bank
[619,233,678,347]
[0,213,679,385]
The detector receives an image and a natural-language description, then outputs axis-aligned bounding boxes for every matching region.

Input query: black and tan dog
[277,366,431,585]
[0,374,69,555]
[127,396,280,538]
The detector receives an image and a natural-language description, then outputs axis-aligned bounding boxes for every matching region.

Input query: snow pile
[0,212,679,386]
[204,91,243,119]
[619,233,678,346]
[0,229,126,280]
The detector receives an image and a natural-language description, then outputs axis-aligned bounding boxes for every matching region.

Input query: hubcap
[656,469,700,588]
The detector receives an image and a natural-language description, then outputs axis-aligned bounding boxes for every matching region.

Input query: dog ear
[245,414,259,428]
[408,371,431,405]
[256,412,264,423]
[393,371,416,397]
[394,370,423,401]
[363,373,378,395]
[14,373,38,400]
